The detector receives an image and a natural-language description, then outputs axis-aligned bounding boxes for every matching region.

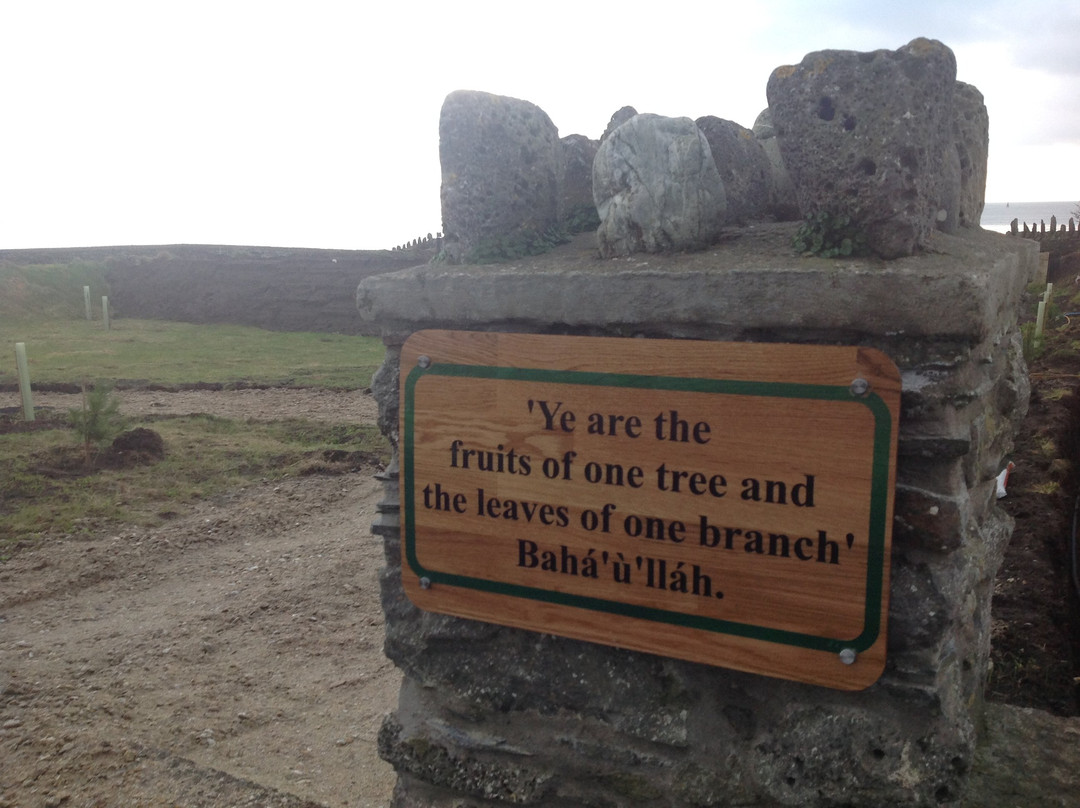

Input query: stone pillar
[357,224,1037,807]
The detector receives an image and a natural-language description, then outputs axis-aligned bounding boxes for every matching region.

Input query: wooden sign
[399,331,899,690]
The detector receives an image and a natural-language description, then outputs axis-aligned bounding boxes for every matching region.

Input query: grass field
[1,317,385,390]
[1,259,385,389]
[0,260,389,554]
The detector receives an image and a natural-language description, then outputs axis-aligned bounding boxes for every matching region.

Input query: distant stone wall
[1005,217,1080,282]
[1009,215,1078,237]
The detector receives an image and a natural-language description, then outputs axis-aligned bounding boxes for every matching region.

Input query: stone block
[593,113,726,257]
[752,108,801,222]
[893,484,969,553]
[439,90,561,264]
[357,226,1035,347]
[952,81,989,229]
[963,704,1080,807]
[753,704,970,805]
[557,134,600,233]
[600,105,637,142]
[766,38,958,258]
[695,115,777,225]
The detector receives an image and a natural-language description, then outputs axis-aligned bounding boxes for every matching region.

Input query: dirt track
[0,390,399,807]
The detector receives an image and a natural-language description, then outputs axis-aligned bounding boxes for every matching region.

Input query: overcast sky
[2,0,1077,250]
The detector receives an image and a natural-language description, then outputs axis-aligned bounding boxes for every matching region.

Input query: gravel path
[0,390,399,806]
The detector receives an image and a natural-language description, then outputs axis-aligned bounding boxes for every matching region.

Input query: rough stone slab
[953,82,990,230]
[438,90,561,264]
[695,115,777,225]
[752,107,801,221]
[962,703,1080,807]
[557,134,599,230]
[766,38,959,258]
[357,225,1036,344]
[600,105,638,142]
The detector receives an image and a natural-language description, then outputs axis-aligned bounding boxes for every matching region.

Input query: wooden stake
[15,342,34,421]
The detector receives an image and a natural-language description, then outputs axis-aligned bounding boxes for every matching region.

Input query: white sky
[2,0,1078,250]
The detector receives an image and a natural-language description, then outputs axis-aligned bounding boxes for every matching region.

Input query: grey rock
[766,38,958,258]
[887,559,952,653]
[755,704,970,806]
[593,113,726,257]
[379,713,554,804]
[383,608,695,747]
[695,115,778,225]
[370,344,401,448]
[751,108,777,140]
[600,105,637,142]
[938,140,963,234]
[952,81,989,229]
[557,134,600,233]
[963,703,1080,807]
[438,90,561,264]
[357,226,1036,343]
[753,108,801,221]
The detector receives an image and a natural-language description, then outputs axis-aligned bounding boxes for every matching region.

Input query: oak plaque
[399,331,899,689]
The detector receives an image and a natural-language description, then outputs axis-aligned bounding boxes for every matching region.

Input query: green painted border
[403,361,893,654]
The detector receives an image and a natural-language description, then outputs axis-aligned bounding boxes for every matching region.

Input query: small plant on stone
[69,382,126,466]
[469,225,573,264]
[793,210,868,258]
[561,205,601,235]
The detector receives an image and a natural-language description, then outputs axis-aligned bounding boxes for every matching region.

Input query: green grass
[0,413,388,551]
[1,260,384,389]
[0,259,392,556]
[0,318,385,390]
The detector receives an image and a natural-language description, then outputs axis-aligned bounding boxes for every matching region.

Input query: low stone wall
[1004,222,1080,283]
[358,224,1039,807]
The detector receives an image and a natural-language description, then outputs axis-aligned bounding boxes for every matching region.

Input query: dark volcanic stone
[695,115,778,225]
[438,90,561,264]
[767,38,958,258]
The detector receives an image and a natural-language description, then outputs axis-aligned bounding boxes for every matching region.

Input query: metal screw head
[849,378,870,397]
[417,355,431,369]
[419,576,431,590]
[839,648,857,665]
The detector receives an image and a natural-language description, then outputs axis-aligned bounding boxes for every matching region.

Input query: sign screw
[418,355,431,369]
[839,648,857,665]
[849,378,869,397]
[420,577,432,590]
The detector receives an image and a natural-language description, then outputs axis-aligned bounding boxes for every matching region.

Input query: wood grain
[399,331,900,690]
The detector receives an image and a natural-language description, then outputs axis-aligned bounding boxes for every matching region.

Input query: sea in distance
[981,200,1077,233]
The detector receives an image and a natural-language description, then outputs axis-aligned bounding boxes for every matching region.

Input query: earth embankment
[0,243,437,334]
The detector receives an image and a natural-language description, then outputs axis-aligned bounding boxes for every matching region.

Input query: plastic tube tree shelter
[15,342,34,421]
